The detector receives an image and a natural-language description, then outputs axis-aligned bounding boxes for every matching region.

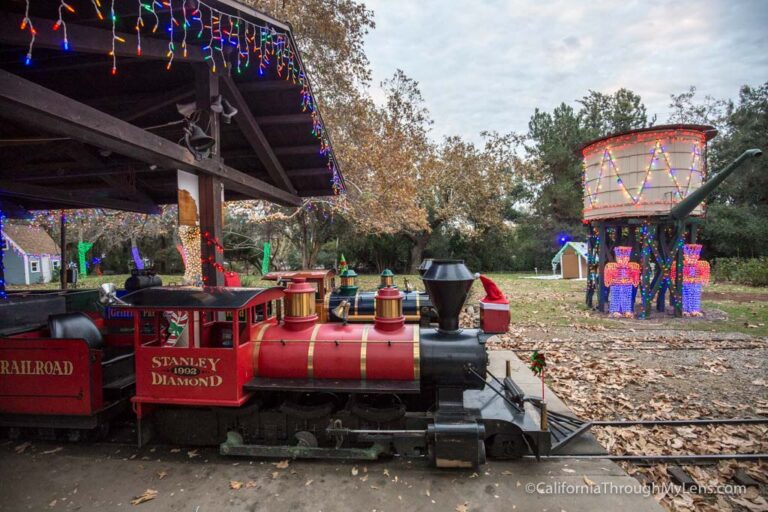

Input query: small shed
[551,242,588,279]
[2,224,61,285]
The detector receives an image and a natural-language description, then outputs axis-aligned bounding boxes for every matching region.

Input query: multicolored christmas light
[604,246,640,318]
[582,130,706,216]
[17,0,344,195]
[0,210,7,300]
[671,244,710,317]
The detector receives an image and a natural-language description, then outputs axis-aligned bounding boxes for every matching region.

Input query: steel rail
[525,453,768,462]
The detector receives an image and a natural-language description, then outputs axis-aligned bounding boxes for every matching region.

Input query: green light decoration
[261,242,271,275]
[77,241,93,276]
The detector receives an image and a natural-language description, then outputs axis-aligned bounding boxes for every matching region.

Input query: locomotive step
[244,377,421,394]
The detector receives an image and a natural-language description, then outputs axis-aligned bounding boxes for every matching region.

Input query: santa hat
[477,274,507,304]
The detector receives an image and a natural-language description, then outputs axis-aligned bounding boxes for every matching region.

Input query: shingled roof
[3,224,60,256]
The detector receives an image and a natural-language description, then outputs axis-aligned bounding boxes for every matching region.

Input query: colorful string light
[604,246,640,317]
[582,130,706,218]
[15,0,344,195]
[54,1,75,51]
[0,210,7,299]
[20,0,36,66]
[671,244,710,316]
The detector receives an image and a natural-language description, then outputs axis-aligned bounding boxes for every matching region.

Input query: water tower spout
[670,148,762,221]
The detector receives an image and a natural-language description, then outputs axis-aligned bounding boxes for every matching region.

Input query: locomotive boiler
[263,268,438,325]
[124,260,549,467]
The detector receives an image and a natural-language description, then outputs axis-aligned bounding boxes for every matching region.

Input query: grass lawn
[8,271,767,336]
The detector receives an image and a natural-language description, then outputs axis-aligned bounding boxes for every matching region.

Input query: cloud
[363,0,768,143]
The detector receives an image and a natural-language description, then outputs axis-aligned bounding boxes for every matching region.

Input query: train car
[118,260,549,467]
[263,268,437,325]
[0,289,136,440]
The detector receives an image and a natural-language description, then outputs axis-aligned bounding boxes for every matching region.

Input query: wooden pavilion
[0,0,344,288]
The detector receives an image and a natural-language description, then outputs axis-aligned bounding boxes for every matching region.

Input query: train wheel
[294,431,318,448]
[349,394,406,424]
[486,433,526,459]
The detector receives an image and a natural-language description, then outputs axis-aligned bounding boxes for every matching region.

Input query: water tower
[579,124,761,318]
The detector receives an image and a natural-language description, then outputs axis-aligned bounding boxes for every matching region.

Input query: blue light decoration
[557,233,572,246]
[672,244,710,317]
[132,246,145,270]
[0,210,7,299]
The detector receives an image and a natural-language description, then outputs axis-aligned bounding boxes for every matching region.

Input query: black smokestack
[421,259,474,333]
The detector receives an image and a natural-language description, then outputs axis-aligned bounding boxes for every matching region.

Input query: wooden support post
[194,66,224,287]
[199,175,224,286]
[60,211,67,290]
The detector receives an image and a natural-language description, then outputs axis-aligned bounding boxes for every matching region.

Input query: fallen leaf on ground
[274,460,289,469]
[245,481,257,488]
[583,476,596,486]
[15,442,31,454]
[456,502,469,512]
[41,447,63,455]
[186,450,199,458]
[130,489,158,505]
[305,480,313,486]
[229,481,243,490]
[351,466,359,476]
[157,471,167,480]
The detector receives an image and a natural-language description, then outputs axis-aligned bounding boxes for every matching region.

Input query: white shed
[551,242,589,279]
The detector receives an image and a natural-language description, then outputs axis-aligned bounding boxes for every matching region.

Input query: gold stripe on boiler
[307,324,321,379]
[360,325,369,380]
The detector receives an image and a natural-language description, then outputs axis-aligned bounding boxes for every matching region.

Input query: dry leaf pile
[486,318,767,511]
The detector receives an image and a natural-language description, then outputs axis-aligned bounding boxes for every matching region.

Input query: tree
[578,88,654,139]
[667,86,728,129]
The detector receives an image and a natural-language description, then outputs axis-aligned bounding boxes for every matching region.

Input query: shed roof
[3,224,60,256]
[551,242,588,264]
[0,0,343,213]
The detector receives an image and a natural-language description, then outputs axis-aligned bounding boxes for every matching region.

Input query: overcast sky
[363,0,768,144]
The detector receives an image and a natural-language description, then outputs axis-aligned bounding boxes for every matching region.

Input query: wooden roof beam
[286,168,330,177]
[220,74,296,194]
[0,68,301,207]
[254,114,314,126]
[0,180,160,214]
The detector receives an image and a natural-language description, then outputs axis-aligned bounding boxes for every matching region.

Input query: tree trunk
[408,232,430,274]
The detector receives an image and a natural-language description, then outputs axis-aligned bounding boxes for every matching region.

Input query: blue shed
[2,224,61,285]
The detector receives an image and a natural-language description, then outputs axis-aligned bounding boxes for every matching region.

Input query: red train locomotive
[0,260,548,467]
[115,260,548,467]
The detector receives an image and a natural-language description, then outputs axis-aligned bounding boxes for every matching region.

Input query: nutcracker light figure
[672,244,710,317]
[604,246,640,318]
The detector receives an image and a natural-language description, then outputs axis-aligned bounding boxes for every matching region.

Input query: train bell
[184,122,216,160]
[331,300,351,325]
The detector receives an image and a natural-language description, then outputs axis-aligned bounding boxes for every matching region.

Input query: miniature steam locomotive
[0,260,548,467]
[122,260,547,467]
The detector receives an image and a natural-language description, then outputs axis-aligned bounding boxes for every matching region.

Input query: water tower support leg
[597,222,607,312]
[673,220,685,318]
